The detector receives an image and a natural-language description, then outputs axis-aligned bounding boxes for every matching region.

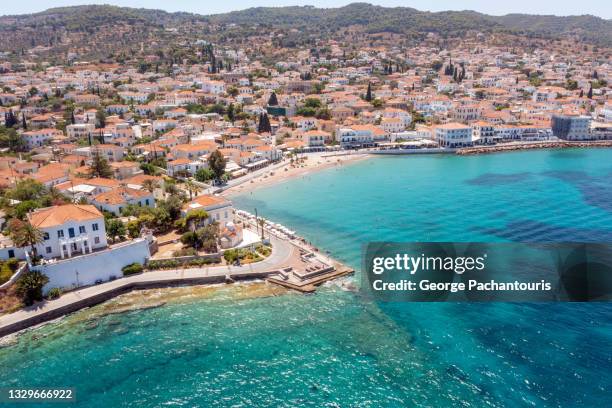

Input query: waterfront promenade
[0,233,297,337]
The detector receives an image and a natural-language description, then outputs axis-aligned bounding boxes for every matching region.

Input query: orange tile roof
[28,204,103,228]
[93,187,151,205]
[183,195,230,212]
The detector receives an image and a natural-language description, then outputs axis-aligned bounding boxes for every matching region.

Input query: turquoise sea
[1,148,612,407]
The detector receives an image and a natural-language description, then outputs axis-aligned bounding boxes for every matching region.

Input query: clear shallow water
[1,149,612,407]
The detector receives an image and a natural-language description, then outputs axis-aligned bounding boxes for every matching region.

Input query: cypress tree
[21,113,27,130]
[268,92,278,106]
[258,113,271,133]
[365,83,372,102]
[227,103,235,124]
[587,84,593,99]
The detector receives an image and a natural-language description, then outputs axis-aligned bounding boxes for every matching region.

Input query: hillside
[0,3,609,60]
[204,3,610,45]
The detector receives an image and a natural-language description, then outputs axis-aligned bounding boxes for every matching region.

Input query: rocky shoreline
[457,140,612,155]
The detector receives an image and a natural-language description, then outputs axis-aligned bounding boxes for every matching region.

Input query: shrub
[122,262,144,276]
[223,248,263,264]
[46,287,62,300]
[255,244,272,257]
[0,259,20,284]
[172,248,197,257]
[146,257,219,270]
[223,249,240,263]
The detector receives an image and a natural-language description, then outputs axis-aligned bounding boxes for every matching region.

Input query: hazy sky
[2,0,611,19]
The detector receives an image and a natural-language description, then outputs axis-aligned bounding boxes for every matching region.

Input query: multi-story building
[181,195,234,227]
[336,126,376,148]
[435,123,473,148]
[471,121,500,144]
[551,114,592,140]
[28,204,108,260]
[91,186,154,215]
[66,123,95,140]
[20,128,62,149]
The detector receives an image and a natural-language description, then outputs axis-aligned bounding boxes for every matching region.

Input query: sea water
[0,148,611,407]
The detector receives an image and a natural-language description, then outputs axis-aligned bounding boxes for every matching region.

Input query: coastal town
[0,4,611,334]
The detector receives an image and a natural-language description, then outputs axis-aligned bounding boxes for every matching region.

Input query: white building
[21,128,62,149]
[181,195,233,227]
[200,80,226,95]
[67,123,95,140]
[27,204,108,260]
[91,186,155,215]
[336,126,376,148]
[435,123,473,148]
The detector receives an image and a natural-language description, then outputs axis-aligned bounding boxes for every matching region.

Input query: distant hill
[0,3,609,59]
[203,3,611,46]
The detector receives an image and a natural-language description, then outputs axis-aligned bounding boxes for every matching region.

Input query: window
[92,223,99,231]
[72,243,78,251]
[68,228,75,238]
[94,237,100,244]
[57,230,64,238]
[46,247,52,254]
[43,232,50,240]
[79,226,86,234]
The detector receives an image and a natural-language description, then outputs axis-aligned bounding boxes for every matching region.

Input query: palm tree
[184,179,201,200]
[15,271,49,306]
[258,218,266,239]
[46,186,67,205]
[9,219,44,260]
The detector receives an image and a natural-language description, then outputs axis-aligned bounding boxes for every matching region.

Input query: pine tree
[89,149,113,178]
[365,83,372,102]
[208,149,226,184]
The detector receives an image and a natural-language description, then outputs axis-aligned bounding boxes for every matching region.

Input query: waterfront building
[551,114,592,140]
[435,123,473,148]
[27,204,108,260]
[181,195,233,227]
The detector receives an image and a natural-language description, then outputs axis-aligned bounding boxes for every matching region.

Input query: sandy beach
[222,152,371,197]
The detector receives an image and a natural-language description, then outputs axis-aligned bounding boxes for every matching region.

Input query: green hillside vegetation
[0,2,609,57]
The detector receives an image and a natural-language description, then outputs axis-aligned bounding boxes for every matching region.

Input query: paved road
[0,234,295,336]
